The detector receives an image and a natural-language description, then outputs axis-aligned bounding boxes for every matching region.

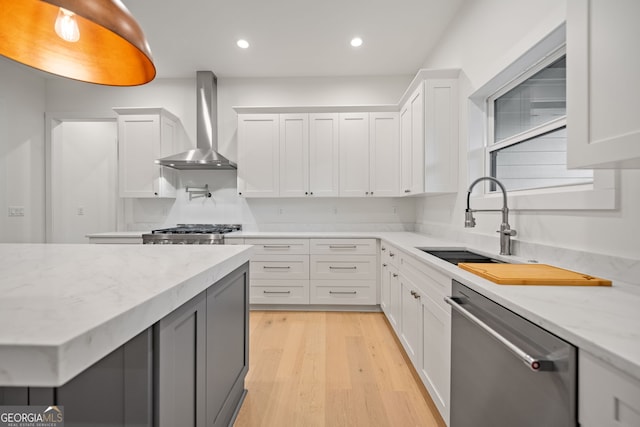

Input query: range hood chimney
[156,71,236,170]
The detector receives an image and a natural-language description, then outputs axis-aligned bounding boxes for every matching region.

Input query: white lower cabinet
[244,237,378,306]
[579,351,640,427]
[245,238,310,305]
[309,238,378,305]
[380,241,451,425]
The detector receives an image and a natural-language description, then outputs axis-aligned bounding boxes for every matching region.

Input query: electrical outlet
[332,207,338,215]
[392,206,398,214]
[8,206,25,217]
[77,207,85,216]
[278,208,284,215]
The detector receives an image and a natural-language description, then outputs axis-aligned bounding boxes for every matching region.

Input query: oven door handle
[444,296,554,372]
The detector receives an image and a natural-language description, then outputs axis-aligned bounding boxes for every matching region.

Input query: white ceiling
[122,0,465,78]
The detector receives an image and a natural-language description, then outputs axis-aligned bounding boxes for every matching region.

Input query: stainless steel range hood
[156,71,236,170]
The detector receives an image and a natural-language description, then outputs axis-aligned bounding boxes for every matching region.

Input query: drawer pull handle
[382,263,388,267]
[263,266,291,269]
[329,266,357,270]
[392,273,398,277]
[389,252,395,257]
[263,245,291,249]
[381,247,386,251]
[329,291,357,295]
[263,290,291,294]
[329,245,358,249]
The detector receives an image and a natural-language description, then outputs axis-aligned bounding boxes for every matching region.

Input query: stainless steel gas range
[142,224,242,245]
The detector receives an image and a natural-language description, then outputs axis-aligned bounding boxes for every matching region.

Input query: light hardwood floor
[234,311,446,427]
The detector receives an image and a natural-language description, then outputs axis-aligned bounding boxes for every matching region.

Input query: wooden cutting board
[458,263,612,286]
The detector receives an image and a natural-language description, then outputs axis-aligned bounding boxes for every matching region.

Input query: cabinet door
[399,275,421,363]
[425,79,458,193]
[279,114,309,197]
[579,351,640,427]
[157,114,179,197]
[420,293,450,424]
[388,266,401,332]
[118,114,162,198]
[309,113,340,197]
[206,265,249,427]
[380,261,390,313]
[400,104,412,195]
[339,113,370,196]
[369,112,400,197]
[156,292,207,427]
[409,84,425,194]
[237,114,280,197]
[567,0,640,168]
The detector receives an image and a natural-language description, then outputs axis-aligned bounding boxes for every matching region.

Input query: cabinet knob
[381,247,386,251]
[389,252,395,257]
[305,192,308,195]
[404,189,411,193]
[392,273,398,278]
[310,192,313,195]
[154,192,158,196]
[382,263,388,267]
[365,192,369,195]
[238,192,242,195]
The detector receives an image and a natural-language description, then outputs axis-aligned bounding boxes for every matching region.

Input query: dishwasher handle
[444,296,554,372]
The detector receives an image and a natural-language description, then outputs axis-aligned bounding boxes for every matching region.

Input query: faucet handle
[497,229,517,236]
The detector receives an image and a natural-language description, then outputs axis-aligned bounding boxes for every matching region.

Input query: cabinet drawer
[380,242,399,268]
[401,254,451,310]
[310,255,377,280]
[250,255,309,280]
[245,239,309,255]
[310,239,377,255]
[310,280,376,305]
[250,280,309,305]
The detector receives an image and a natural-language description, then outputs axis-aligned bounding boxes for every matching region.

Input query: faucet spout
[465,177,517,256]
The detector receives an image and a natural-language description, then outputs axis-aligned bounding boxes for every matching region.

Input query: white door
[339,113,370,197]
[50,120,118,243]
[309,113,339,197]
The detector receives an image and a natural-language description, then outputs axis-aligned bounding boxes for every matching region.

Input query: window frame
[467,23,616,211]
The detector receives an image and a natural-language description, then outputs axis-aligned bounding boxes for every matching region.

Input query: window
[486,48,592,192]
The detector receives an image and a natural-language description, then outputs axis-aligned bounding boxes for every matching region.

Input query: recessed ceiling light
[237,39,250,49]
[350,37,363,47]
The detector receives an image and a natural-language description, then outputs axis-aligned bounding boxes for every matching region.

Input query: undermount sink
[418,249,506,265]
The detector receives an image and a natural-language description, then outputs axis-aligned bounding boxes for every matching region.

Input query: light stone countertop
[0,243,252,387]
[229,230,640,382]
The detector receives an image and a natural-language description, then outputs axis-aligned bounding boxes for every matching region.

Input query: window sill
[469,170,617,211]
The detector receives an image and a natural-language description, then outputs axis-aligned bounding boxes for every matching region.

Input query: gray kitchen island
[0,243,253,427]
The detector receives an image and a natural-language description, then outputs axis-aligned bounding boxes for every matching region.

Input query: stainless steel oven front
[445,281,577,427]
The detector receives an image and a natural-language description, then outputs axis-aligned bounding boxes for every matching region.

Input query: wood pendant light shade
[0,0,156,86]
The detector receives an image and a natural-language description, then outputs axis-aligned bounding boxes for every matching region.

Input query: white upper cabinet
[424,79,458,193]
[237,114,280,197]
[400,84,425,195]
[279,114,309,197]
[370,112,400,196]
[115,107,181,198]
[309,113,340,197]
[339,113,371,197]
[567,0,640,168]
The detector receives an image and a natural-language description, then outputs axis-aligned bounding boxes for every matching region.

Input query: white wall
[46,73,416,232]
[416,0,640,260]
[0,58,46,242]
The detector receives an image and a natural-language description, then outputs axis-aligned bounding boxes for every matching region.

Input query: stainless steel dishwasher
[445,281,577,427]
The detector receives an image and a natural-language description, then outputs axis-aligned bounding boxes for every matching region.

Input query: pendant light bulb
[54,8,80,42]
